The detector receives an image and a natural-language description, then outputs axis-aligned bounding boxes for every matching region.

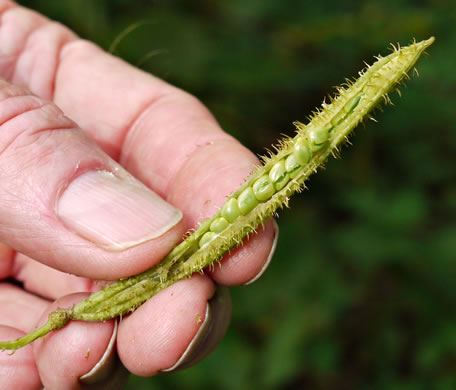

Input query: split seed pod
[0,37,435,352]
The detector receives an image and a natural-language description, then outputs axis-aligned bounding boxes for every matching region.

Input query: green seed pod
[210,217,230,234]
[252,175,275,201]
[221,198,241,223]
[0,38,434,354]
[199,231,217,248]
[293,138,312,165]
[238,187,259,215]
[285,154,301,178]
[308,126,329,151]
[269,160,289,190]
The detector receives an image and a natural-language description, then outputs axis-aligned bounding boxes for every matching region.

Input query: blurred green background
[18,1,456,389]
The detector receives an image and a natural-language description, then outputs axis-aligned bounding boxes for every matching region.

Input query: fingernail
[244,219,279,285]
[57,170,182,251]
[161,285,232,373]
[79,320,129,389]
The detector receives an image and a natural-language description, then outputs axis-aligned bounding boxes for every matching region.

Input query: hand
[0,1,277,389]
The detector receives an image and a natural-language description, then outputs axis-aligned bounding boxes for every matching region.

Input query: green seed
[252,175,275,201]
[269,160,289,190]
[238,187,259,215]
[309,126,329,151]
[221,198,241,223]
[344,94,362,113]
[293,138,312,165]
[210,217,230,234]
[285,154,301,178]
[199,231,216,248]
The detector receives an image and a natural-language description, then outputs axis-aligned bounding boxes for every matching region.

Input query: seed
[269,160,289,190]
[293,138,312,165]
[199,231,216,248]
[344,94,362,113]
[238,187,259,215]
[221,198,240,223]
[252,175,275,201]
[210,217,230,234]
[285,154,301,178]
[308,126,329,151]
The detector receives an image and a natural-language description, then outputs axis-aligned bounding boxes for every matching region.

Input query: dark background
[18,1,456,389]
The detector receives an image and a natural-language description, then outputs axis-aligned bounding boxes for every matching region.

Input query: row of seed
[198,94,362,248]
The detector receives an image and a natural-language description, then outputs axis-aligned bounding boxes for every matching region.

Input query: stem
[0,309,71,352]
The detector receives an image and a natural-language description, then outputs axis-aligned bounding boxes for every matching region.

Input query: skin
[0,1,275,388]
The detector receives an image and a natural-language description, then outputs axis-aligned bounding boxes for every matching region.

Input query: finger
[0,326,41,389]
[0,283,50,332]
[12,253,95,300]
[33,293,119,390]
[117,274,215,375]
[0,79,184,280]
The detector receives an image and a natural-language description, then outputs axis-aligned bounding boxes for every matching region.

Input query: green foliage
[18,0,456,389]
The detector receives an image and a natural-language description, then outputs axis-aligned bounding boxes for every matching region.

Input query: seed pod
[0,37,434,353]
[269,160,289,190]
[238,187,259,215]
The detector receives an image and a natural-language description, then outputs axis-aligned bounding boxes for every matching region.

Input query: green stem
[0,309,71,352]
